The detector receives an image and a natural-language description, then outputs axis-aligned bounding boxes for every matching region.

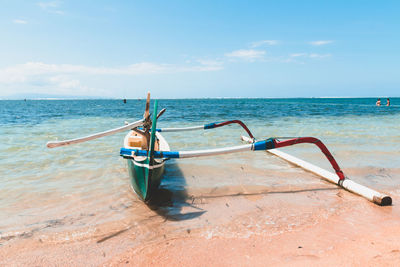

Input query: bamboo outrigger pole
[46,118,145,148]
[120,130,392,206]
[241,136,392,206]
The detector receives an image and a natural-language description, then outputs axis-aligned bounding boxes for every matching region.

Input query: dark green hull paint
[126,100,163,202]
[127,158,165,201]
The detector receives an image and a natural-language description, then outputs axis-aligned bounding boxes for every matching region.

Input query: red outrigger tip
[273,137,346,180]
[210,120,255,139]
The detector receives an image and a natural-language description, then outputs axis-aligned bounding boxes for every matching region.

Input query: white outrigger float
[47,93,392,205]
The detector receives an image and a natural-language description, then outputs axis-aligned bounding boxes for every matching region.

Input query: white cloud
[194,59,224,71]
[251,40,279,47]
[37,1,60,9]
[37,1,64,15]
[49,76,82,88]
[0,61,223,96]
[286,53,331,63]
[225,49,266,61]
[309,53,331,58]
[290,53,331,58]
[13,19,28,24]
[0,61,223,85]
[290,53,308,58]
[46,75,97,94]
[310,40,333,46]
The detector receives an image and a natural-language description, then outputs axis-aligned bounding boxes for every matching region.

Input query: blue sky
[0,0,399,98]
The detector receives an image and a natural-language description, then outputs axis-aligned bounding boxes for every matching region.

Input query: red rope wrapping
[213,120,254,139]
[273,137,345,180]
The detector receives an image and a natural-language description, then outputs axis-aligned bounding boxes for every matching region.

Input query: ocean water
[1,98,400,246]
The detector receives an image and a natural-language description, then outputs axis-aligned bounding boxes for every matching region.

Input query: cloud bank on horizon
[1,1,399,98]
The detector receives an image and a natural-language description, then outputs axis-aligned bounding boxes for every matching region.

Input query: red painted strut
[273,137,345,180]
[211,120,255,139]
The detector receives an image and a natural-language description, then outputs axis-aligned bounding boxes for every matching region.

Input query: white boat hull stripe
[132,160,165,169]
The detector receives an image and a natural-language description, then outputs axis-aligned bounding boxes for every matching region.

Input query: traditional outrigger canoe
[47,93,392,205]
[121,94,170,200]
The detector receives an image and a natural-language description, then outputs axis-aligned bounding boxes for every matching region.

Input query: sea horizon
[1,96,398,100]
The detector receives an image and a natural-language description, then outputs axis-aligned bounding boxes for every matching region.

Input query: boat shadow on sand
[145,161,206,221]
[144,161,341,222]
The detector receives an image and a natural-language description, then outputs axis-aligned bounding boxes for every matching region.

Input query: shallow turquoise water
[0,98,399,242]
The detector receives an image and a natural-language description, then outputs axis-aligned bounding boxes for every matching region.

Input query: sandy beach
[1,175,399,266]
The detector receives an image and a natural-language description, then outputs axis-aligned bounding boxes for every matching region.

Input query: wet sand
[1,176,399,266]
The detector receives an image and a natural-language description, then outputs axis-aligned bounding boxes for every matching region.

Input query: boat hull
[123,130,170,201]
[127,157,165,201]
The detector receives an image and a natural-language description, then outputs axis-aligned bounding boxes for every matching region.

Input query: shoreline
[1,179,399,266]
